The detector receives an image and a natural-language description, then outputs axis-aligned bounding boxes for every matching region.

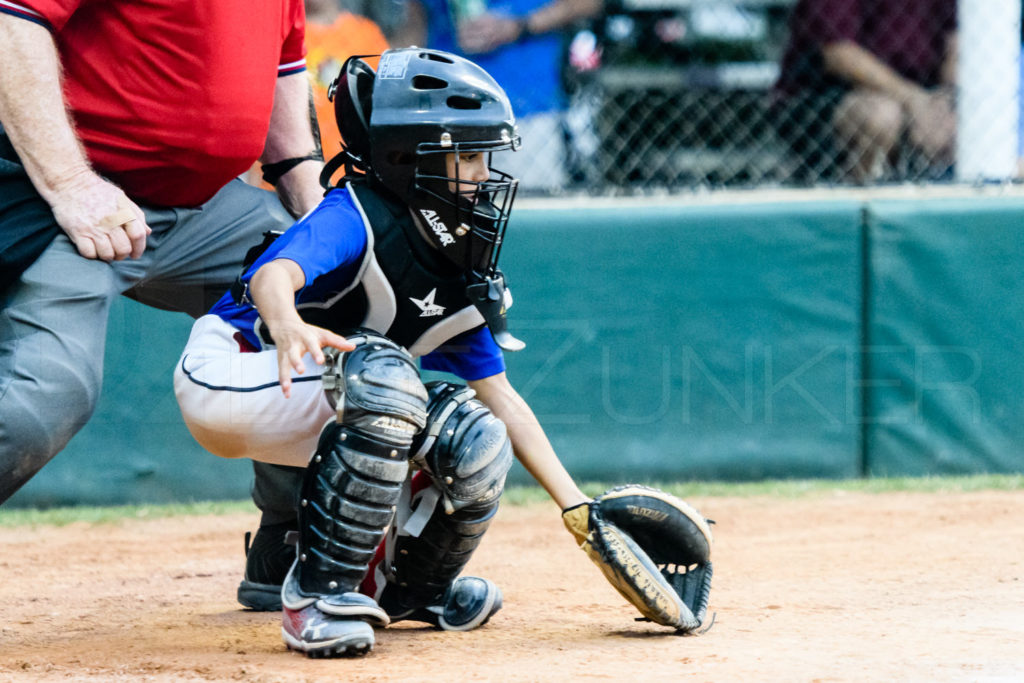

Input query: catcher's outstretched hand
[270,320,354,397]
[562,485,714,632]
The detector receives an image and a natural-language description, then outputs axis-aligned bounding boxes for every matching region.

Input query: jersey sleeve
[279,0,307,76]
[241,190,367,289]
[420,325,507,381]
[940,0,957,33]
[3,0,79,30]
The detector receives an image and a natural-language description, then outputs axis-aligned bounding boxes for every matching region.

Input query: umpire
[0,0,325,504]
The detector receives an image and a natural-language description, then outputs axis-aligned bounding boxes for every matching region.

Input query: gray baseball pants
[0,177,296,506]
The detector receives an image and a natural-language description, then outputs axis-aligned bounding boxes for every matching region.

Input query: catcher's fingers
[277,346,299,398]
[278,332,327,397]
[281,341,313,397]
[318,330,355,357]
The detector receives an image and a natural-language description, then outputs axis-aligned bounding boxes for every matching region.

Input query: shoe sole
[238,580,282,611]
[282,628,374,658]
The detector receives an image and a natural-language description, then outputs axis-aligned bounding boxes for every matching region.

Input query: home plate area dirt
[1,490,1021,682]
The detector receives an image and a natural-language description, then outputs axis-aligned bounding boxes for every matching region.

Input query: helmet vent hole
[419,52,455,64]
[447,95,483,110]
[412,75,449,90]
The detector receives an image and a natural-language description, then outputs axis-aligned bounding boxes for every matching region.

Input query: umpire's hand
[50,169,150,261]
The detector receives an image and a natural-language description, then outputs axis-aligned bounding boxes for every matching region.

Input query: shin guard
[389,494,500,610]
[293,337,427,600]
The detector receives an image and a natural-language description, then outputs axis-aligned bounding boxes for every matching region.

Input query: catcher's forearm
[469,373,588,510]
[249,259,306,330]
[0,15,92,201]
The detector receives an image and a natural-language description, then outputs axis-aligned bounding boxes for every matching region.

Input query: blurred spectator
[338,0,410,41]
[774,0,958,184]
[305,0,389,160]
[396,0,603,194]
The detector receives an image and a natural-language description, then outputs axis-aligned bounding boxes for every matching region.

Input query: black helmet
[329,54,376,171]
[329,48,524,351]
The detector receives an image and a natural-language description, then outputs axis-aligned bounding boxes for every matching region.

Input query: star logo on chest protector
[410,288,445,317]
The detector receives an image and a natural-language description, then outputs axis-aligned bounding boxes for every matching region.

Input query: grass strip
[2,473,1020,527]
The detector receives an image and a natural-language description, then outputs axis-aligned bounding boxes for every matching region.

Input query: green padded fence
[8,196,1024,506]
[864,198,1024,476]
[9,302,254,507]
[498,201,864,483]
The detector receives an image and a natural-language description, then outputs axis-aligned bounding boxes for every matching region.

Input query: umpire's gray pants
[0,179,294,505]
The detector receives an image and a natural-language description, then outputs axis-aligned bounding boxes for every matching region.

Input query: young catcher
[174,47,712,658]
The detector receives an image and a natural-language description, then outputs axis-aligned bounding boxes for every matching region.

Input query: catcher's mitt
[562,485,713,632]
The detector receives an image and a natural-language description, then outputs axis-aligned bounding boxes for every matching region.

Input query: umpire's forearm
[275,162,325,218]
[263,72,325,217]
[0,15,92,201]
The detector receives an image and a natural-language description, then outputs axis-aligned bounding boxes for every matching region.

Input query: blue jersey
[209,187,505,381]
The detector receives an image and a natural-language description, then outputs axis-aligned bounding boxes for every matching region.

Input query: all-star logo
[410,288,445,317]
[420,209,456,246]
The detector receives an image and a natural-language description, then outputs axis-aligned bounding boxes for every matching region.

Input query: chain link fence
[519,0,1022,195]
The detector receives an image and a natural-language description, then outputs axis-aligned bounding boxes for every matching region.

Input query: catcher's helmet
[329,48,521,281]
[330,54,376,171]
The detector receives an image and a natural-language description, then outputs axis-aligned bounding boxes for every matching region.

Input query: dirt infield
[2,489,1022,682]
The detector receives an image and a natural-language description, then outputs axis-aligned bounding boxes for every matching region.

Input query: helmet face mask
[414,143,518,279]
[366,49,520,273]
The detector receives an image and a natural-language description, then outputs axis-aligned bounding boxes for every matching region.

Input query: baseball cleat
[282,603,375,658]
[436,576,503,631]
[385,576,503,631]
[237,521,293,611]
[280,559,389,658]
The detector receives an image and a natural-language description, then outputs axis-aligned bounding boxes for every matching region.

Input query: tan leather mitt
[562,485,713,632]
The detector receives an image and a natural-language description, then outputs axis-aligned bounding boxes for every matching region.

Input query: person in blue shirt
[174,48,589,658]
[397,0,603,193]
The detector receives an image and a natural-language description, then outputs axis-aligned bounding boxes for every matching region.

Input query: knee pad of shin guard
[322,333,428,444]
[411,381,513,514]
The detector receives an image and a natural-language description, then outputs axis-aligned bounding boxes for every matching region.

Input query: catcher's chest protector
[287,181,486,355]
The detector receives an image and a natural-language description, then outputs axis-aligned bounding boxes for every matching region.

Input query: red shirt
[8,0,306,207]
[775,0,957,97]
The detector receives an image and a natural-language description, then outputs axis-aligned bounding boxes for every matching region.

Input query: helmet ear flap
[329,55,377,169]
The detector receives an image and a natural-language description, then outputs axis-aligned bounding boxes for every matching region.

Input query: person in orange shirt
[305,0,389,161]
